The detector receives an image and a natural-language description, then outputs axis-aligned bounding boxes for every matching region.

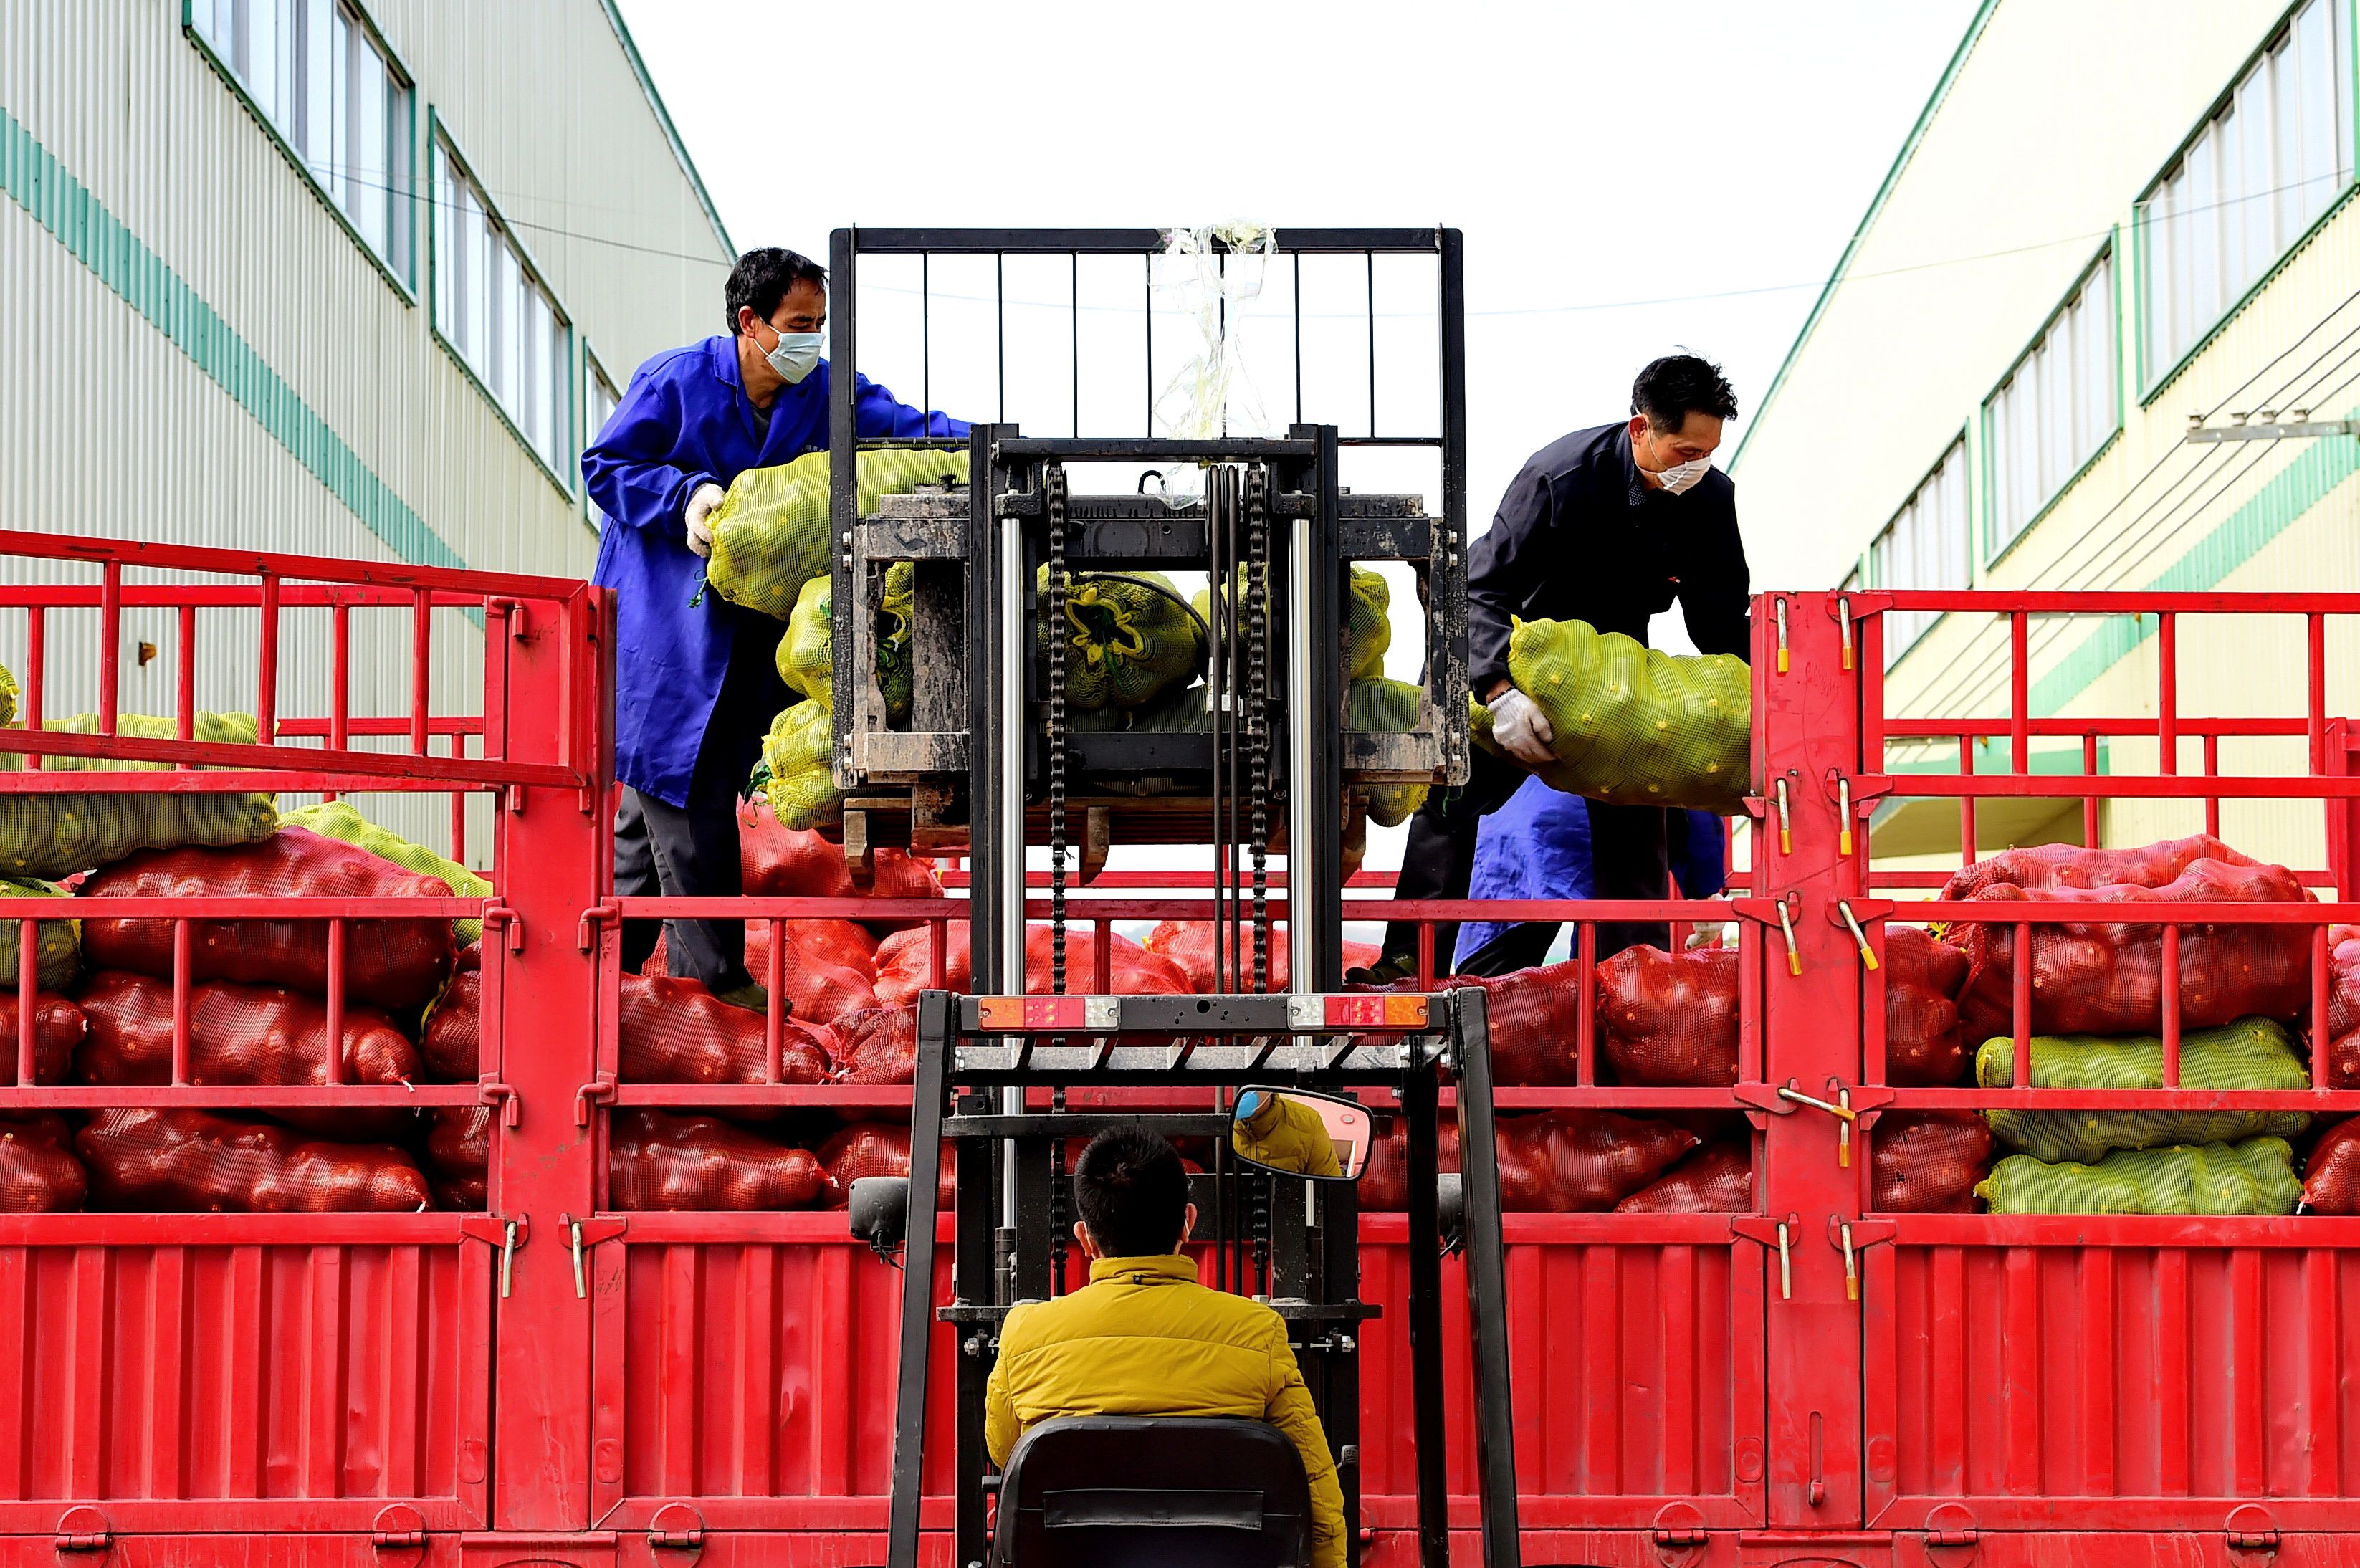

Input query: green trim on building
[2029,410,2360,715]
[0,102,463,570]
[596,0,735,262]
[1730,0,2001,472]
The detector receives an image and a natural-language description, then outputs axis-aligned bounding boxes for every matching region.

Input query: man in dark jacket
[1377,354,1750,974]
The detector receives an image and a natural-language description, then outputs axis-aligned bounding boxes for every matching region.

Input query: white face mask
[761,324,822,385]
[1654,455,1711,495]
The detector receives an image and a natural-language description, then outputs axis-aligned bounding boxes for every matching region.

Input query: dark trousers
[1382,747,1669,975]
[614,609,790,990]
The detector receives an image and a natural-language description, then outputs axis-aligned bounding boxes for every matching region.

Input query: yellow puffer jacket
[985,1253,1346,1568]
[1231,1094,1343,1177]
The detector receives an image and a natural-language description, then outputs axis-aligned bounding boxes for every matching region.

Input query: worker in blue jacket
[584,247,967,1008]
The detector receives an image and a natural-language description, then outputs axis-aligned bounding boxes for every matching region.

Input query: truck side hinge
[648,1503,706,1556]
[2227,1505,2281,1552]
[53,1508,110,1552]
[1927,1526,1979,1547]
[371,1503,429,1550]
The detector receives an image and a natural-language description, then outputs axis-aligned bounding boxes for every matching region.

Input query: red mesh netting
[424,1106,490,1210]
[1941,836,2314,1041]
[1884,926,1972,1086]
[1597,947,1741,1087]
[831,1005,918,1084]
[606,1109,826,1210]
[0,1113,85,1213]
[1494,1110,1699,1211]
[1023,927,1192,995]
[1871,1110,1993,1213]
[2318,926,2360,1089]
[77,1108,429,1212]
[875,926,971,1009]
[421,971,481,1081]
[455,941,481,974]
[1445,962,1585,1085]
[1139,922,1382,994]
[816,1121,956,1210]
[1357,1114,1463,1211]
[617,973,831,1086]
[0,993,82,1087]
[641,917,882,985]
[80,828,456,1010]
[73,970,422,1139]
[2303,1117,2360,1214]
[1614,1142,1753,1213]
[738,803,942,917]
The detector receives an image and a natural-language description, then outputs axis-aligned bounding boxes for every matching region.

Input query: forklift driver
[985,1127,1347,1568]
[1229,1089,1343,1177]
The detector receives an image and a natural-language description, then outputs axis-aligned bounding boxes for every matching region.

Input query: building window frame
[583,349,622,532]
[1979,239,2122,568]
[1865,429,1973,666]
[181,0,419,301]
[2132,0,2360,403]
[426,108,576,499]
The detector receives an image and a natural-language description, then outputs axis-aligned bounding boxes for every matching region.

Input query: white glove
[1487,687,1556,768]
[684,482,727,559]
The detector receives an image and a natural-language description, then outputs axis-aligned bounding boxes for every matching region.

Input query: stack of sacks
[1355,1108,1752,1215]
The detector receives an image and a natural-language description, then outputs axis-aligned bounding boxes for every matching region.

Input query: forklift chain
[1247,464,1271,992]
[1046,462,1069,996]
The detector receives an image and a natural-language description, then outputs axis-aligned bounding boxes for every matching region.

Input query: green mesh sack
[282,801,492,947]
[753,701,840,831]
[775,562,916,723]
[0,878,77,990]
[1977,1137,2303,1216]
[1039,569,1205,711]
[1975,1017,2312,1165]
[1347,677,1430,828]
[707,447,965,621]
[1193,565,1390,682]
[1468,617,1749,813]
[0,710,280,879]
[0,665,14,728]
[1069,681,1210,733]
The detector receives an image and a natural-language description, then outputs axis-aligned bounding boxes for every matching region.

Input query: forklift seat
[990,1415,1312,1567]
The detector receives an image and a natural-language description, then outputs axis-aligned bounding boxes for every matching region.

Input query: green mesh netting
[0,666,14,728]
[1193,564,1390,682]
[1467,617,1750,813]
[0,709,280,879]
[775,561,915,724]
[0,878,77,991]
[1977,1137,2302,1215]
[707,447,965,621]
[1974,1017,2312,1165]
[282,801,492,947]
[755,700,839,831]
[1069,681,1210,733]
[1039,569,1205,711]
[1347,676,1430,828]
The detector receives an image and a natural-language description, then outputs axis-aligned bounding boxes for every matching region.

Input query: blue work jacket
[584,335,968,805]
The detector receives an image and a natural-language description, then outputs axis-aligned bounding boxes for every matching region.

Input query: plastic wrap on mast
[1149,221,1278,505]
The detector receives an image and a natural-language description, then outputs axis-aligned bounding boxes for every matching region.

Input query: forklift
[823,227,1522,1568]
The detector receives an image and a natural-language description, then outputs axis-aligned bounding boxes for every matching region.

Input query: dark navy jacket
[584,335,965,805]
[1466,422,1750,694]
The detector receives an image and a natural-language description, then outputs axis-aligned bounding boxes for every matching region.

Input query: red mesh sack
[816,1121,957,1211]
[421,971,482,1081]
[424,1106,490,1210]
[607,1109,826,1211]
[73,970,423,1139]
[1447,962,1586,1085]
[643,919,884,1015]
[1596,947,1740,1087]
[1357,1112,1463,1211]
[0,1113,86,1213]
[1614,1142,1752,1213]
[2318,927,2360,1089]
[1941,836,2314,1041]
[1023,927,1192,995]
[454,941,481,973]
[2303,1117,2360,1215]
[0,993,82,1086]
[739,803,942,914]
[1140,922,1383,994]
[618,973,830,1086]
[1884,926,1971,1086]
[875,925,972,1008]
[77,1108,429,1212]
[1871,1110,1993,1213]
[1494,1110,1699,1212]
[80,828,456,1010]
[832,1005,919,1084]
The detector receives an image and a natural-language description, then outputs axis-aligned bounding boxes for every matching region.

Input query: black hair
[1632,353,1739,429]
[723,247,827,335]
[1074,1126,1190,1256]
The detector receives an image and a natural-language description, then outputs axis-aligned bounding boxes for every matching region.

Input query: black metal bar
[968,427,1013,992]
[1452,987,1523,1568]
[828,228,859,792]
[1144,251,1153,437]
[994,437,1318,460]
[945,1113,1234,1139]
[954,1082,998,1565]
[1293,254,1304,426]
[1070,252,1080,437]
[884,988,953,1568]
[1365,252,1377,440]
[849,227,1445,255]
[995,251,1005,423]
[1307,427,1346,988]
[920,251,930,421]
[1401,1048,1449,1568]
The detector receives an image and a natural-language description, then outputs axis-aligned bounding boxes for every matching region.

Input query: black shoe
[1344,954,1418,987]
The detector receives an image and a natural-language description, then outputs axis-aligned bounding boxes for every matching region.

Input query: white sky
[617,0,1979,879]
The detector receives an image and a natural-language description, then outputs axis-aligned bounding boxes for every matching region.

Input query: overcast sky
[616,0,1979,877]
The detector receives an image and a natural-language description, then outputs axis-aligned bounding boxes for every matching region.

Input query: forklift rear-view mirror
[1228,1087,1372,1182]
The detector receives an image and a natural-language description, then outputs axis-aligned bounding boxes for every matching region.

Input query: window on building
[585,358,621,528]
[2139,0,2353,380]
[1868,439,1970,662]
[433,133,572,482]
[1985,252,2115,555]
[188,0,413,282]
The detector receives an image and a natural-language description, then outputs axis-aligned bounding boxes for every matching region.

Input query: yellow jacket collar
[1088,1253,1198,1286]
